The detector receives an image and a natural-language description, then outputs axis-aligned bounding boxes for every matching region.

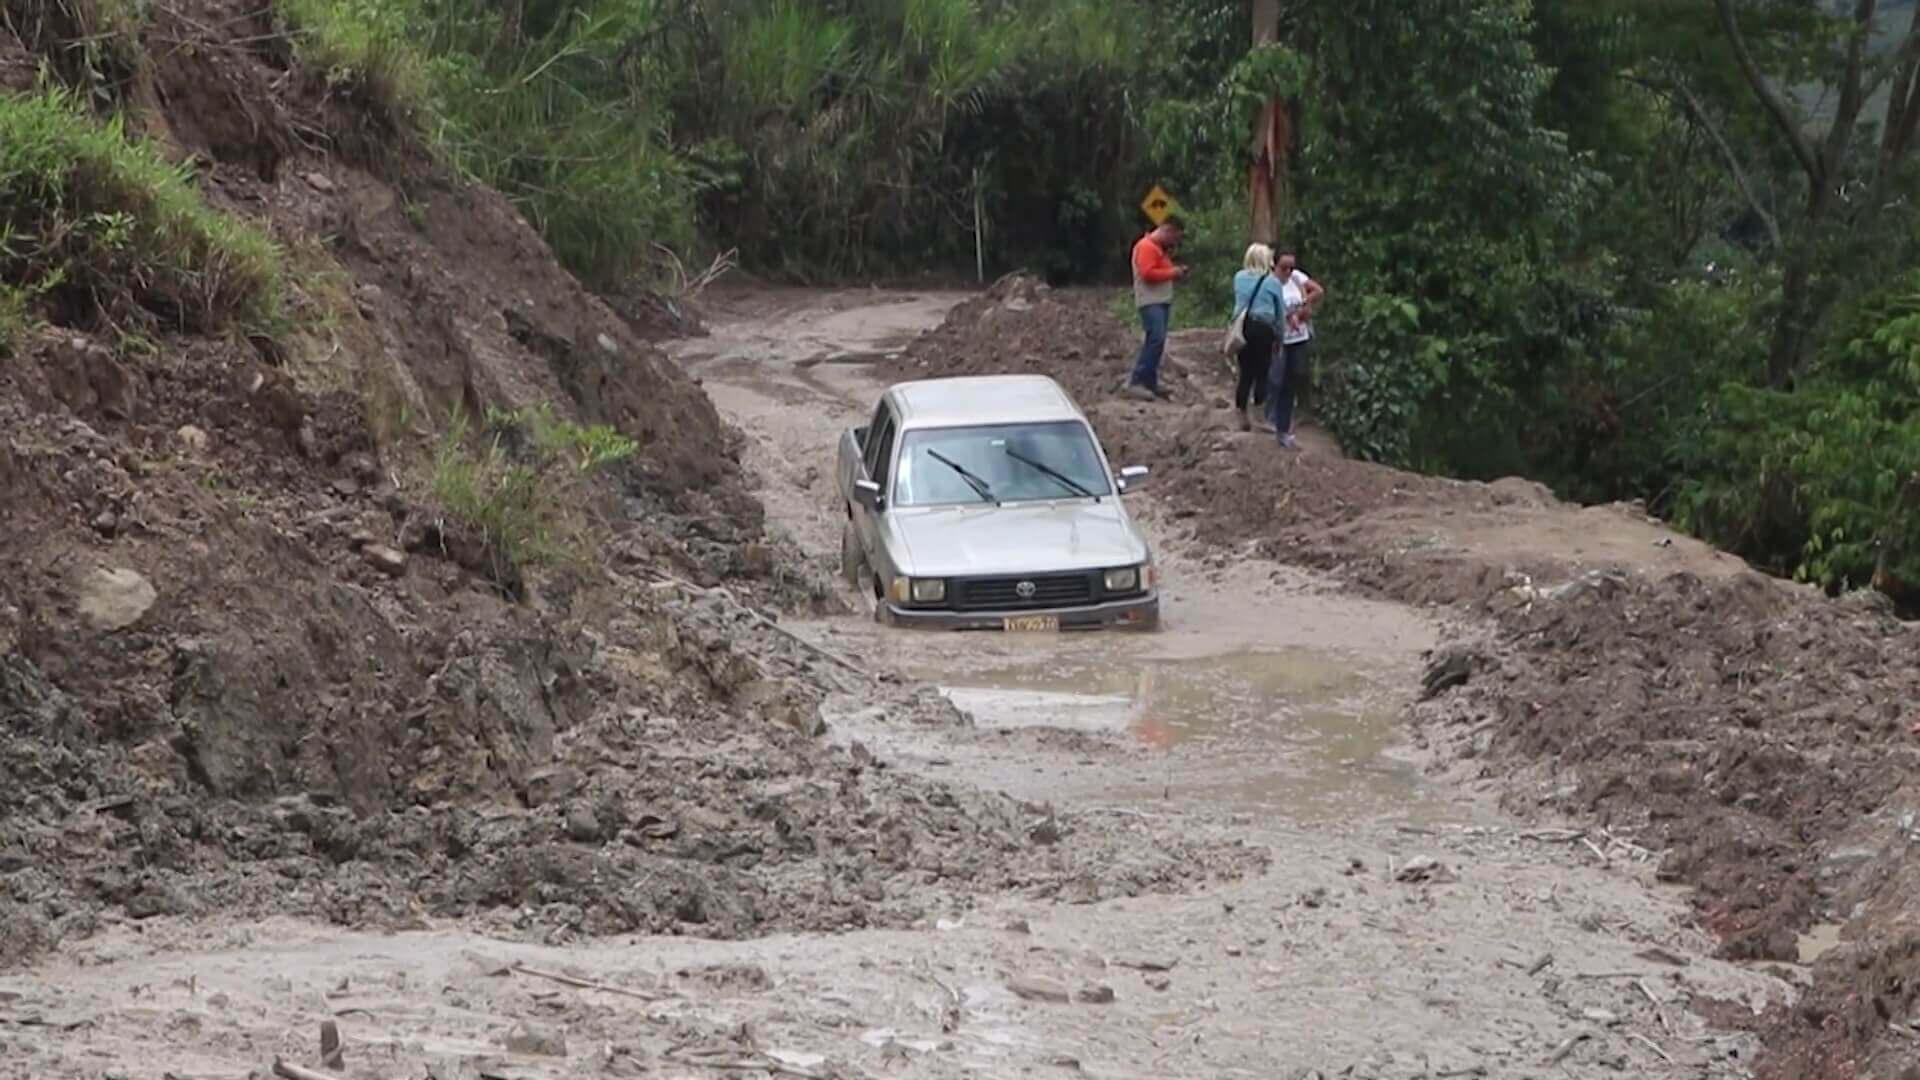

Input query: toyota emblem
[1015,580,1037,599]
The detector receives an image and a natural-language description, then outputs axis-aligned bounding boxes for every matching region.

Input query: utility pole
[1249,0,1289,245]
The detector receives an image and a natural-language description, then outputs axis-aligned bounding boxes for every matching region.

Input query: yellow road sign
[1140,184,1180,225]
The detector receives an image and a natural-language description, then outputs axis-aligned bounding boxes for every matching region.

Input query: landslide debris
[896,272,1920,1080]
[0,11,1262,967]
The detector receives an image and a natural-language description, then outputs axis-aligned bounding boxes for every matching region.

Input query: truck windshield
[893,421,1112,507]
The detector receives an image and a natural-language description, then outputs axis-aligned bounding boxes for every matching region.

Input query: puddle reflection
[923,649,1460,822]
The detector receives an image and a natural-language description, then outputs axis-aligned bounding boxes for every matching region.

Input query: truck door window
[871,405,898,486]
[870,412,898,490]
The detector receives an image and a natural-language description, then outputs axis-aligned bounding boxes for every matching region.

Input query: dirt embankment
[0,8,1260,966]
[895,274,1920,1080]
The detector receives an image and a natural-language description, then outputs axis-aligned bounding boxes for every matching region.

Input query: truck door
[855,403,898,576]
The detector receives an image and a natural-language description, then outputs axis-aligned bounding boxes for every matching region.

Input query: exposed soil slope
[0,11,1259,965]
[894,274,1920,1080]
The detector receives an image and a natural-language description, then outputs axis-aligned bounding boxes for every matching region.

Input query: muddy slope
[0,11,1260,965]
[895,274,1920,1080]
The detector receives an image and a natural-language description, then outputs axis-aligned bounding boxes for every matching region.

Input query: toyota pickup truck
[835,374,1158,631]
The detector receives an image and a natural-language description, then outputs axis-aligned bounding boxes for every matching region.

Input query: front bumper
[881,593,1160,631]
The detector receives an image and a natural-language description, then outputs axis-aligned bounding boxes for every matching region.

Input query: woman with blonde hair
[1228,243,1286,432]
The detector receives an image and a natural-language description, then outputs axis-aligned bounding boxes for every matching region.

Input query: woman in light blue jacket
[1229,243,1287,431]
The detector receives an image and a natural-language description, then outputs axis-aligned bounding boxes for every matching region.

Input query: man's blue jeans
[1130,303,1170,390]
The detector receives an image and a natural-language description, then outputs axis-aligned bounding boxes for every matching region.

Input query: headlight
[1104,566,1140,593]
[893,577,945,604]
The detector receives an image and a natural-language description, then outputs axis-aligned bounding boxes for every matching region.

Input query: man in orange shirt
[1127,217,1186,401]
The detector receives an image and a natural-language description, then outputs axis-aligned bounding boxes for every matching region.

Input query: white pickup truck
[835,374,1159,631]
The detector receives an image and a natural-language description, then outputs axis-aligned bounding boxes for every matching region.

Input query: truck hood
[888,500,1150,577]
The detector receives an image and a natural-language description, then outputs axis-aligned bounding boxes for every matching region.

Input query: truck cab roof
[886,375,1084,430]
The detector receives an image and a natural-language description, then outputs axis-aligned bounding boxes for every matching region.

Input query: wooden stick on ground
[1628,1033,1675,1064]
[506,963,665,1002]
[272,1058,345,1080]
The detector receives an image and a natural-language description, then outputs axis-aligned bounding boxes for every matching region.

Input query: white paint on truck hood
[888,500,1149,577]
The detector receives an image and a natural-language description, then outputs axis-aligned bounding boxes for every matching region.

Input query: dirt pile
[898,271,1198,402]
[0,9,1260,965]
[895,276,1920,1080]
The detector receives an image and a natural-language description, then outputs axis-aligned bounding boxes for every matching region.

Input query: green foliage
[267,0,1152,285]
[432,402,636,583]
[1286,0,1601,470]
[1,0,149,105]
[0,85,283,338]
[273,0,425,126]
[1677,272,1920,597]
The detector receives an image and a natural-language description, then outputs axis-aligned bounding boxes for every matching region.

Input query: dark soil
[894,273,1920,1080]
[0,10,1263,969]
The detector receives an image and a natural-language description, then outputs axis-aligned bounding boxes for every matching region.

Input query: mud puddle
[909,646,1463,825]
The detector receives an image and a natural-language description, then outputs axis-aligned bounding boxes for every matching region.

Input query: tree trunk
[1249,0,1286,245]
[1765,255,1815,387]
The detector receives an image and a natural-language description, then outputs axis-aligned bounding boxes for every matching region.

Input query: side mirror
[1117,465,1150,493]
[854,478,884,510]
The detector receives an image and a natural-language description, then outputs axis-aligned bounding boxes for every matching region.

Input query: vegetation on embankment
[0,85,282,348]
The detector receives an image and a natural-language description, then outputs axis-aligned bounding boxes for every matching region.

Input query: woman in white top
[1266,251,1324,448]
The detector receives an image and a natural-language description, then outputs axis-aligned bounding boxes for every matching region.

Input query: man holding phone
[1126,217,1187,401]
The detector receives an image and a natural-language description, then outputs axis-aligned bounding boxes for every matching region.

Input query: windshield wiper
[1003,447,1094,498]
[925,449,995,502]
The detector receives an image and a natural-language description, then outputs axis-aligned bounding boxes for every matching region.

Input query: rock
[596,333,619,355]
[1005,918,1032,935]
[1395,856,1456,884]
[353,284,384,317]
[1113,954,1177,972]
[1029,818,1061,846]
[503,1021,567,1057]
[347,530,376,551]
[1144,974,1171,992]
[525,766,579,808]
[361,544,407,577]
[565,803,602,843]
[331,477,361,497]
[77,566,156,630]
[91,509,119,537]
[125,883,187,919]
[176,425,210,454]
[1074,984,1115,1004]
[1820,847,1879,879]
[1007,974,1072,1003]
[1420,648,1474,699]
[304,171,336,193]
[343,452,381,485]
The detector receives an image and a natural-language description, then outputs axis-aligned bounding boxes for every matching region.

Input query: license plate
[1003,615,1060,633]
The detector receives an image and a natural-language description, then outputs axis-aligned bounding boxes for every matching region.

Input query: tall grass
[0,85,283,343]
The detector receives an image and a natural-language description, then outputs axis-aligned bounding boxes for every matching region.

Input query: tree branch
[1647,70,1782,250]
[1822,0,1879,172]
[1713,0,1822,185]
[1880,1,1920,164]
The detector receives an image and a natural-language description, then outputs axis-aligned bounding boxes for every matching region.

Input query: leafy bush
[431,403,636,585]
[0,85,282,340]
[1673,271,1920,602]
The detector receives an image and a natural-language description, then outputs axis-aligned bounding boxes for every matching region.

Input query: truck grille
[954,572,1095,611]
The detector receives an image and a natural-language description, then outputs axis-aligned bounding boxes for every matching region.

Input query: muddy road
[1,289,1794,1080]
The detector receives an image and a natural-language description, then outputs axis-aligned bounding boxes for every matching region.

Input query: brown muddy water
[915,647,1462,826]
